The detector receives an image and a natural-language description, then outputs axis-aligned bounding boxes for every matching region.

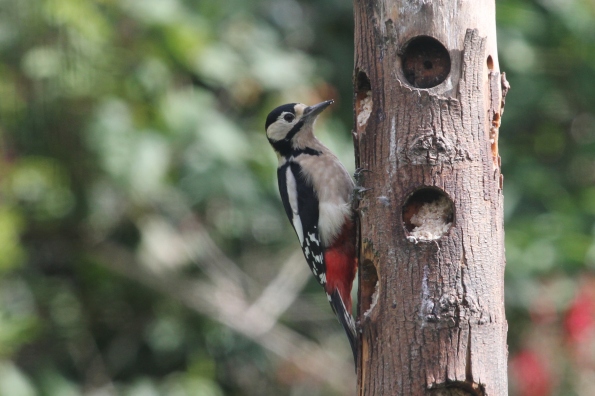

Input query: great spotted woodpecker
[265,100,357,363]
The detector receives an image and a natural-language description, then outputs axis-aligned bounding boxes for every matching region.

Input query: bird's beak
[302,100,334,121]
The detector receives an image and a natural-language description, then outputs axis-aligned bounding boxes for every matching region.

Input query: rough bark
[353,1,509,395]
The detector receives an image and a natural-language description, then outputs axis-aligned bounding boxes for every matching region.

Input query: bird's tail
[329,289,357,368]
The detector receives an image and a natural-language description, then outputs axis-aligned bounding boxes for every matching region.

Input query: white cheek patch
[267,122,288,141]
[285,167,304,245]
[267,111,301,142]
[318,201,350,246]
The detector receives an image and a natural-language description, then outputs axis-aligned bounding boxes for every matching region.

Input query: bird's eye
[284,114,295,122]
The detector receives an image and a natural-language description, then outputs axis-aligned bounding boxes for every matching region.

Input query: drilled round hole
[487,55,494,71]
[361,258,379,316]
[355,70,372,129]
[403,188,454,241]
[401,36,450,88]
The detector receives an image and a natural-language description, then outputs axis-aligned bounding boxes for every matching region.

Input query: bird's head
[265,100,333,154]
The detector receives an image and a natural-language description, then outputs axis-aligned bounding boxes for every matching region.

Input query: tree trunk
[353,1,509,395]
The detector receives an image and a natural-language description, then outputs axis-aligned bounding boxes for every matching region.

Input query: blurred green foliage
[1,0,595,395]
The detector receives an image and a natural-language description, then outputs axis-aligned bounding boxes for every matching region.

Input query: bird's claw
[351,168,373,211]
[354,168,372,183]
[351,186,373,211]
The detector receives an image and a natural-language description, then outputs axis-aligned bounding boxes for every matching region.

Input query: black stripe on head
[292,147,321,157]
[265,103,297,130]
[267,120,304,157]
[268,140,321,158]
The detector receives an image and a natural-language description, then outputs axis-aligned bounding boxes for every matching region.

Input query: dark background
[1,0,594,395]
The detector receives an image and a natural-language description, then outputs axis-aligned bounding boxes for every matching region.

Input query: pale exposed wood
[353,1,508,395]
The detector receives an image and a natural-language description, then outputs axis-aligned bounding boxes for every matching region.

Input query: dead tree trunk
[353,1,509,395]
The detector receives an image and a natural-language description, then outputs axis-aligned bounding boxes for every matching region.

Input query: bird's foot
[353,168,372,185]
[351,168,372,211]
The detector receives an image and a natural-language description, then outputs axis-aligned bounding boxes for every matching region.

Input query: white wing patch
[285,166,304,245]
[301,229,325,285]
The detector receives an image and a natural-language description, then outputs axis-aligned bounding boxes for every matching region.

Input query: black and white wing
[277,161,326,286]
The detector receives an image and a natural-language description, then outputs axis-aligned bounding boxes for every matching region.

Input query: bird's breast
[297,154,354,246]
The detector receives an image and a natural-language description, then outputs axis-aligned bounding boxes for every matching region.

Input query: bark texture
[353,1,508,395]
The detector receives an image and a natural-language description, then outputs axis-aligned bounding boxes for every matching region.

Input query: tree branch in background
[91,235,354,393]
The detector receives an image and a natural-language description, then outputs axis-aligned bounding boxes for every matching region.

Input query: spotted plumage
[265,100,358,365]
